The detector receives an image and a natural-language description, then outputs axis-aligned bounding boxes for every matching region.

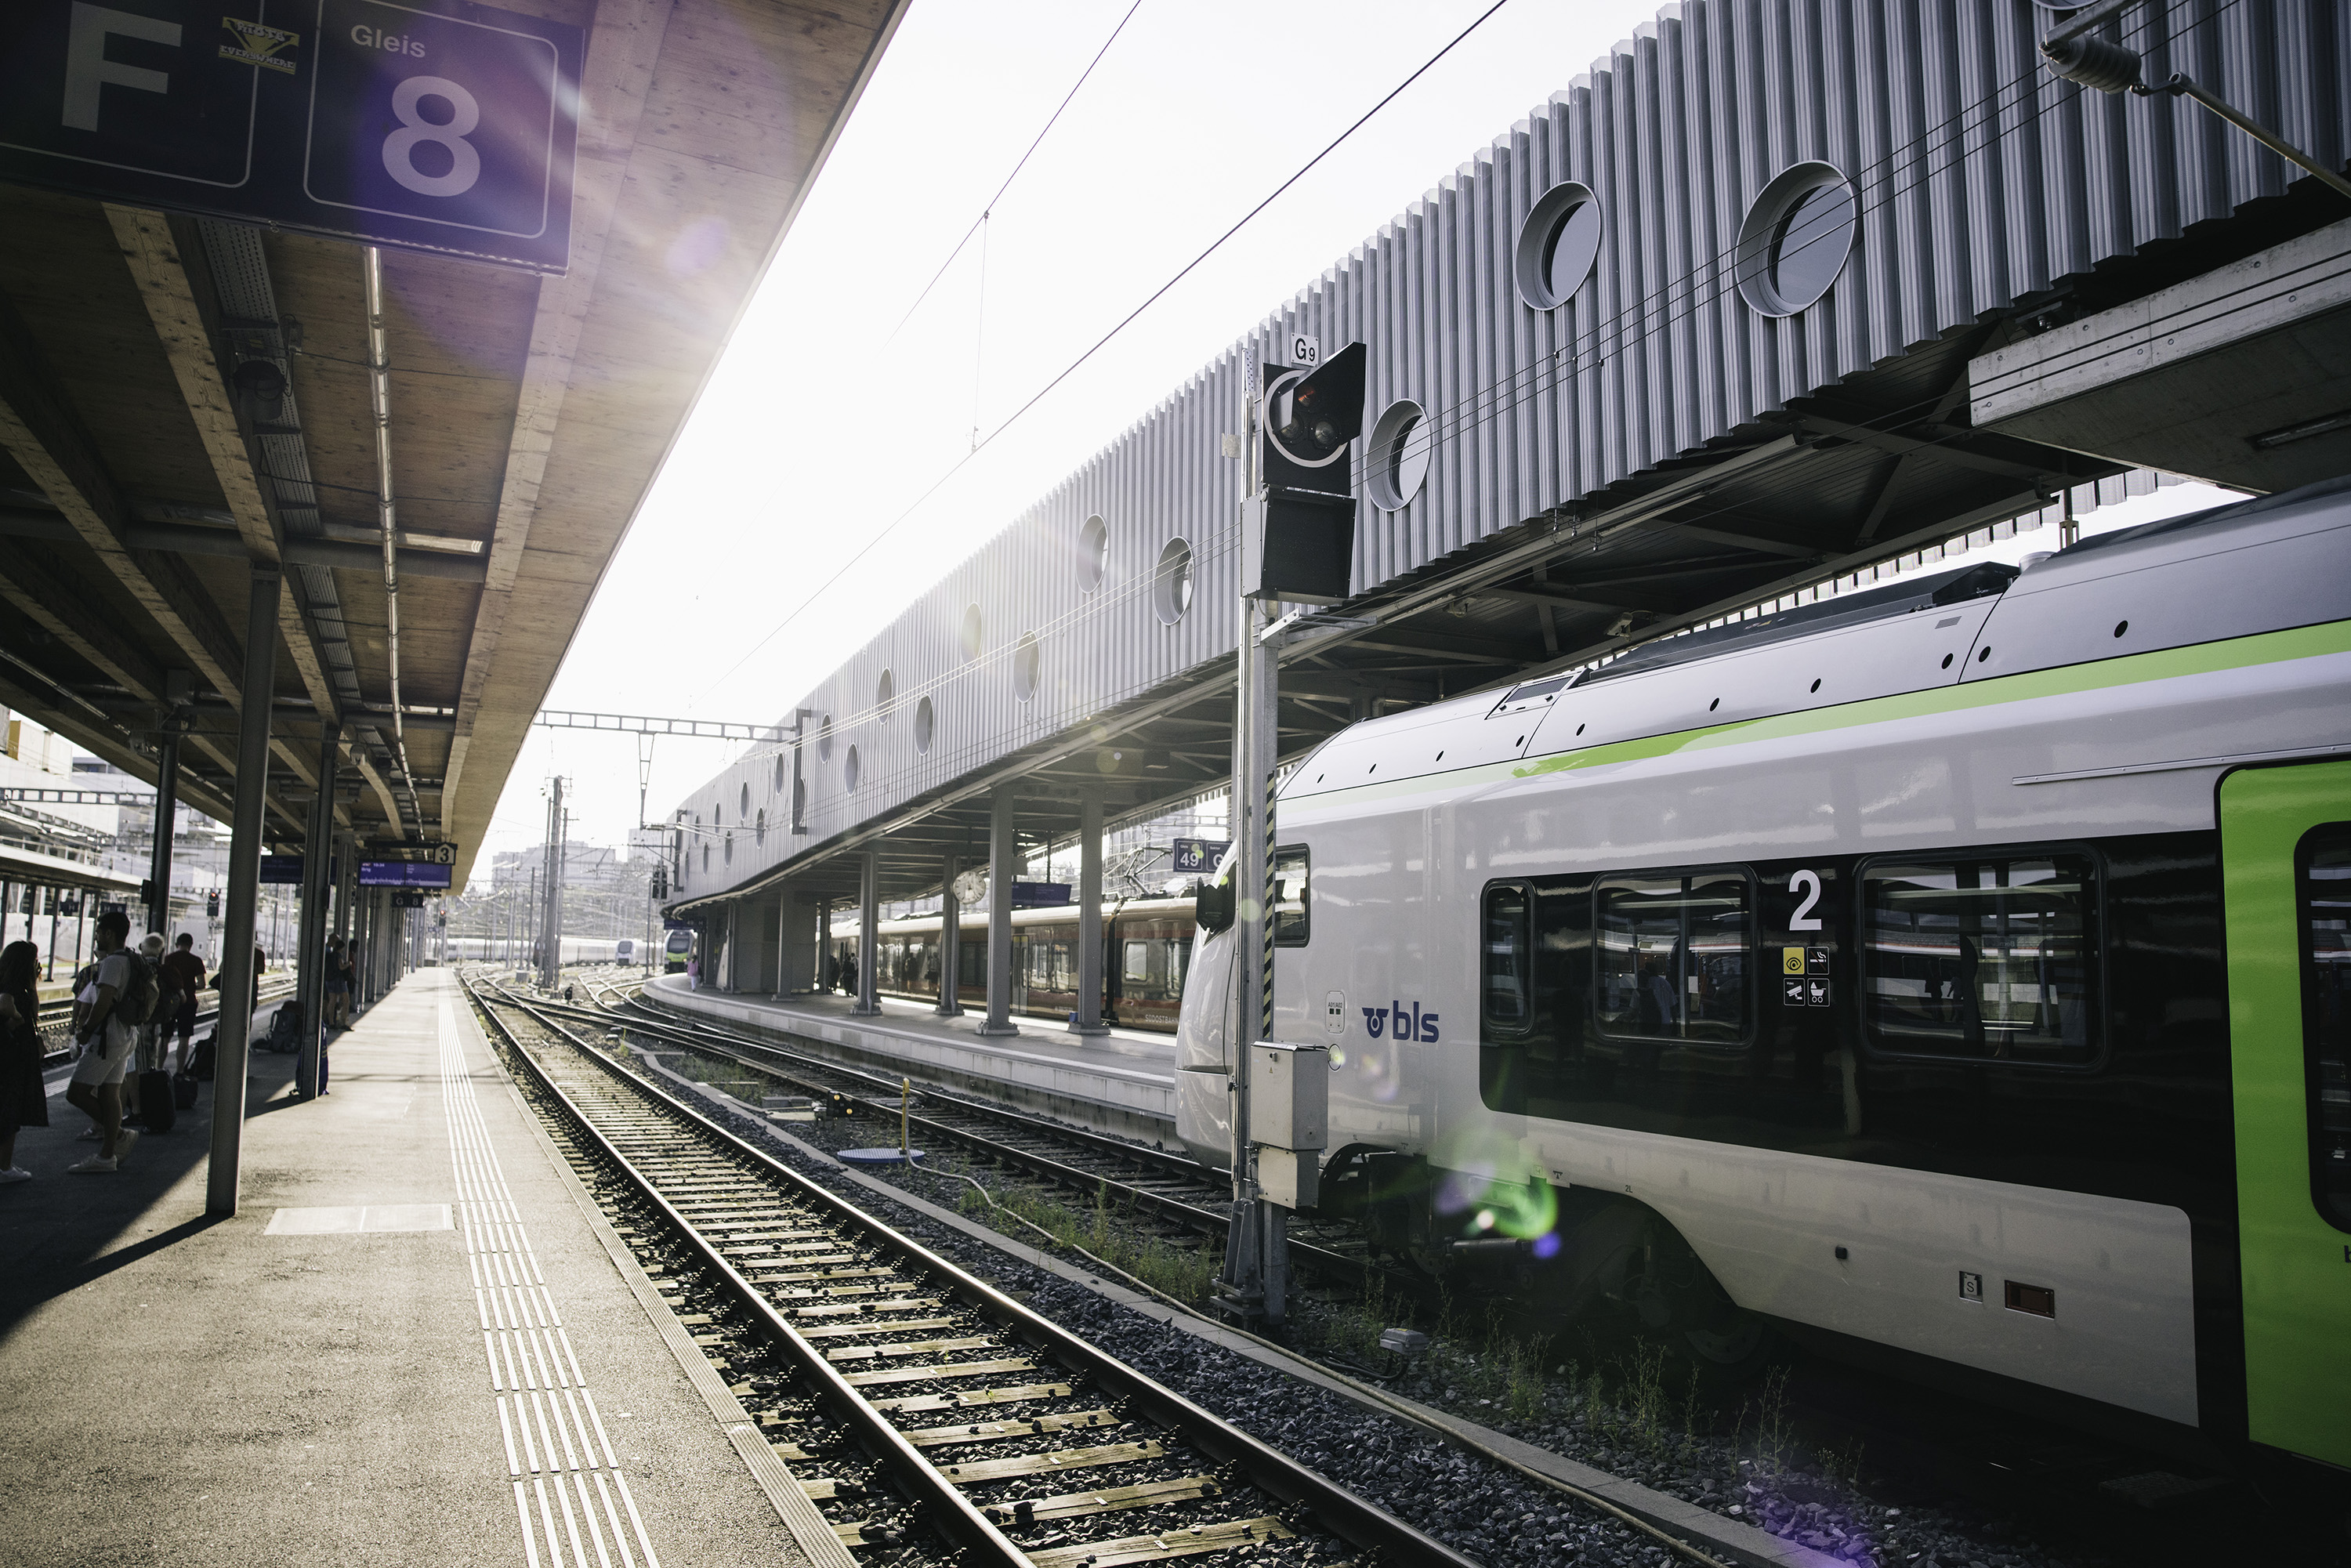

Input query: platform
[0,968,821,1568]
[646,976,1179,1143]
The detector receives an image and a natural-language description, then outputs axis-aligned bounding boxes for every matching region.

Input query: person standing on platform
[123,933,165,1128]
[323,936,349,1030]
[159,933,205,1075]
[0,940,46,1182]
[66,911,140,1173]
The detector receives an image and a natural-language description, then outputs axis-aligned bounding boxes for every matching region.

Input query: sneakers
[67,1154,117,1174]
[113,1128,139,1164]
[77,1126,102,1141]
[0,1167,31,1184]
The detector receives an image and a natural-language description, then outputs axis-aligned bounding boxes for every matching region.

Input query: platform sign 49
[0,0,582,273]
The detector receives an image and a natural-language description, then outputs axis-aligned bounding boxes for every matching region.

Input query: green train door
[2220,759,2351,1470]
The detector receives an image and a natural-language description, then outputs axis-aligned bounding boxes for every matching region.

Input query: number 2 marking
[1789,869,1823,931]
[383,76,482,197]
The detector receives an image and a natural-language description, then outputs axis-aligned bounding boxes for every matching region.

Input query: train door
[2219,759,2351,1470]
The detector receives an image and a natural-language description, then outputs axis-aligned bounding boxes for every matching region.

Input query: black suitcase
[187,1037,216,1081]
[137,1068,175,1134]
[172,1069,199,1110]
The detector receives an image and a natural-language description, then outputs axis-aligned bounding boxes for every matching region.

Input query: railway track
[520,973,1375,1290]
[38,976,299,1064]
[467,972,1476,1568]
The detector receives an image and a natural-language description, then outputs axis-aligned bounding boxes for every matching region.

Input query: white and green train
[1179,476,2351,1490]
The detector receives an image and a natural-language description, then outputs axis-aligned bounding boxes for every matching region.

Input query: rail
[466,971,1474,1568]
[533,973,1369,1287]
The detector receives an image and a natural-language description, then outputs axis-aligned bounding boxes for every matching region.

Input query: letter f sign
[64,3,183,132]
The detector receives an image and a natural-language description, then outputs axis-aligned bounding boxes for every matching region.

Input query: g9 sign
[0,0,582,273]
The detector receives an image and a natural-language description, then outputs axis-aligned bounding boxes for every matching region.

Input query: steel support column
[295,722,338,1093]
[979,788,1017,1036]
[205,566,281,1216]
[934,853,962,1017]
[853,848,880,1016]
[1071,788,1107,1036]
[817,899,831,992]
[144,729,180,943]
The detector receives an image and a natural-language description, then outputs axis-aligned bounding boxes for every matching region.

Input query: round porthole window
[844,744,860,790]
[876,668,894,721]
[959,603,983,661]
[755,808,766,845]
[701,844,710,872]
[1152,538,1194,625]
[1012,632,1041,701]
[1365,399,1432,512]
[773,753,785,793]
[724,831,734,864]
[713,801,723,827]
[817,715,834,761]
[1077,515,1108,591]
[915,694,934,752]
[1737,161,1858,317]
[739,783,750,819]
[1513,182,1603,310]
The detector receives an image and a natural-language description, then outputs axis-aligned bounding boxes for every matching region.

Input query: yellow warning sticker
[1783,946,1806,976]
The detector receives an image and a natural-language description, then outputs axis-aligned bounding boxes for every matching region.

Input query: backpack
[118,954,161,1026]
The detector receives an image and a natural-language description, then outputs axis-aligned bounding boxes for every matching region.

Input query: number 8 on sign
[305,0,562,244]
[383,77,482,198]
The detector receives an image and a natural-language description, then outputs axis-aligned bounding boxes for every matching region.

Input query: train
[823,896,1197,1030]
[665,927,694,973]
[1177,476,2351,1490]
[438,935,652,965]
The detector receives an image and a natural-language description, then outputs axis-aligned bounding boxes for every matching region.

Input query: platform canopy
[0,0,907,889]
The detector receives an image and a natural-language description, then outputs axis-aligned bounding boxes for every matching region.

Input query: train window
[1481,882,1533,1037]
[1273,846,1310,946]
[2298,827,2351,1231]
[1594,871,1751,1045]
[1860,853,2099,1066]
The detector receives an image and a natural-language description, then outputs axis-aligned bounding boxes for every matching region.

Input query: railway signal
[1244,341,1366,604]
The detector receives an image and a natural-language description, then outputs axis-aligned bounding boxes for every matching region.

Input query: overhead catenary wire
[706,0,1519,695]
[881,0,1149,353]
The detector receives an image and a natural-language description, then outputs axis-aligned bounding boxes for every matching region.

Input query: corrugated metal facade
[674,0,2347,901]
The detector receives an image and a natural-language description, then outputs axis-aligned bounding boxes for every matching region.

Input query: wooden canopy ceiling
[0,0,904,886]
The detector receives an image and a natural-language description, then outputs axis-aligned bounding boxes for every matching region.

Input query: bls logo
[1361,1000,1440,1042]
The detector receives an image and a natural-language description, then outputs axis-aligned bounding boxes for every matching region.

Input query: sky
[476,0,2232,865]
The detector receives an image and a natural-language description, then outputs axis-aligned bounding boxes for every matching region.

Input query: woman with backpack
[0,940,45,1183]
[65,910,150,1172]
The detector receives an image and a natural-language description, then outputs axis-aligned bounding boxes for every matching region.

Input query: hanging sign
[0,0,584,273]
[1171,838,1230,875]
[359,860,452,887]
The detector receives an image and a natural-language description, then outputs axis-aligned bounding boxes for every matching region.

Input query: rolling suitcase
[187,1037,216,1082]
[138,1068,175,1134]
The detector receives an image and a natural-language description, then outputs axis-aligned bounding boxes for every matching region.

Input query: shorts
[168,1000,197,1039]
[71,1034,132,1088]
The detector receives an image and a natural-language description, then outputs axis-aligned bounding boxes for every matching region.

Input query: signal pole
[538,778,565,988]
[1215,338,1365,1330]
[1218,364,1288,1326]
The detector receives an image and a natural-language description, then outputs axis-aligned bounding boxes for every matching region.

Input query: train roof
[866,896,1196,936]
[1284,472,2351,806]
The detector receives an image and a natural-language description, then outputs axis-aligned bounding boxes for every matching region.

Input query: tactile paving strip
[440,992,665,1568]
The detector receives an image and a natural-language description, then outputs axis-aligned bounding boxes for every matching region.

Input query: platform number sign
[0,0,583,273]
[1288,332,1320,368]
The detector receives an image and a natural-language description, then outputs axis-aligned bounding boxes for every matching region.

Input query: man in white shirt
[66,910,140,1174]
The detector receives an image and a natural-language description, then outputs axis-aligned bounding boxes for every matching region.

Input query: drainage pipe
[360,247,421,831]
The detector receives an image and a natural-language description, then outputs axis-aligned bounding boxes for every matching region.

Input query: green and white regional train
[1176,477,2351,1488]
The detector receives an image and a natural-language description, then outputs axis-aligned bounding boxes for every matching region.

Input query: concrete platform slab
[645,976,1177,1141]
[0,968,813,1568]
